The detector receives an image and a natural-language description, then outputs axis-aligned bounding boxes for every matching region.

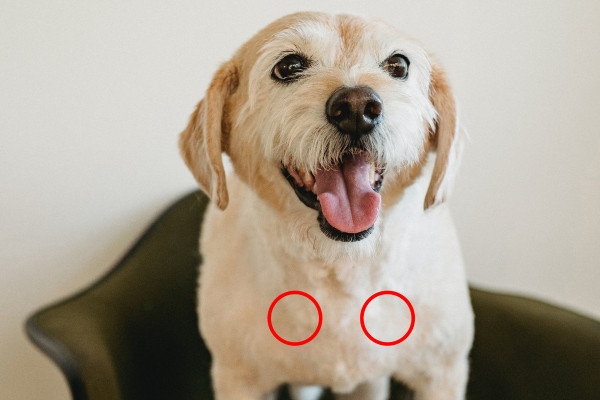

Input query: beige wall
[1,0,599,398]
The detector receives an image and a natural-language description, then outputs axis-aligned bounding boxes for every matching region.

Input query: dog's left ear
[179,61,238,210]
[423,64,463,210]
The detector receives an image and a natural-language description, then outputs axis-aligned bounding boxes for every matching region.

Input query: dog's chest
[265,281,417,389]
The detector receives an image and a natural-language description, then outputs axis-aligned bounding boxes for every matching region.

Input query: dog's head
[180,12,461,248]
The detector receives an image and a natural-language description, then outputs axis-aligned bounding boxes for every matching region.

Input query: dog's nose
[326,86,383,138]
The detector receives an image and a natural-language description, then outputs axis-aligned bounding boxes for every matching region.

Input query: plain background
[1,0,599,398]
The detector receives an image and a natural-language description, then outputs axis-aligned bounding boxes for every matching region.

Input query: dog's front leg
[211,362,276,400]
[289,385,325,400]
[334,376,390,400]
[410,357,469,400]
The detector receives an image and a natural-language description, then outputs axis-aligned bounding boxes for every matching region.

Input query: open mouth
[282,151,384,242]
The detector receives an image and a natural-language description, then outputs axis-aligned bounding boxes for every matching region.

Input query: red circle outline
[360,290,416,346]
[267,290,323,346]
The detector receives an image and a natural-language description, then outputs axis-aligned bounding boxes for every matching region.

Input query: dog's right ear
[179,61,238,210]
[423,63,461,211]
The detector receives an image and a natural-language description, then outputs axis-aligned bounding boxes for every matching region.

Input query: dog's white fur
[180,12,474,400]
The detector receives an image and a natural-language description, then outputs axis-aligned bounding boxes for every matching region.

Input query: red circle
[267,290,323,346]
[360,290,416,346]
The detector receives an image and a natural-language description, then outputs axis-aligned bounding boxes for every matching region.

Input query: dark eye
[272,54,306,82]
[383,54,409,79]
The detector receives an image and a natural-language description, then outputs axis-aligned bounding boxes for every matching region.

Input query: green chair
[26,191,600,400]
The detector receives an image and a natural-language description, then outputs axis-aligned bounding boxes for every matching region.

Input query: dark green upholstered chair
[26,191,600,400]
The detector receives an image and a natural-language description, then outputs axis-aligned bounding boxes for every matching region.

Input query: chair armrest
[468,288,600,400]
[26,191,212,400]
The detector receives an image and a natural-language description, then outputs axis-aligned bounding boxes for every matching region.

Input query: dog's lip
[282,166,321,210]
[281,157,384,242]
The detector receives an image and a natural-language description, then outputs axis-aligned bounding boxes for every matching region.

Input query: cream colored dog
[180,12,474,400]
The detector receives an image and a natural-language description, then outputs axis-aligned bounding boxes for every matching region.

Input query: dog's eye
[383,54,409,80]
[272,54,306,82]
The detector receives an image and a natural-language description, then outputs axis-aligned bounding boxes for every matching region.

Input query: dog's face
[180,12,459,253]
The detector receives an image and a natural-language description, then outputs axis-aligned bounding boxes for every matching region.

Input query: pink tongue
[315,153,381,234]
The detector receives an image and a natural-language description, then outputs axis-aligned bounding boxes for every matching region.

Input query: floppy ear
[423,64,463,210]
[179,61,238,210]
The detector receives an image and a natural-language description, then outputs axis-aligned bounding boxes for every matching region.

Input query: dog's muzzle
[282,86,385,242]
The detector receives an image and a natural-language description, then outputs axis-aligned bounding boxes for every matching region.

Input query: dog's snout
[326,86,383,138]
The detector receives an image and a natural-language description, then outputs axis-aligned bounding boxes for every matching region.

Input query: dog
[179,12,474,400]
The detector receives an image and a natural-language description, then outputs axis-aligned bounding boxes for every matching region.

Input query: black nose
[325,86,383,138]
